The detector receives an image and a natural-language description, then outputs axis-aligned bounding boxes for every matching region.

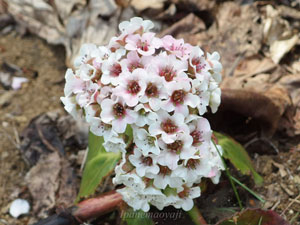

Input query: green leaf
[122,209,154,225]
[125,124,133,144]
[76,132,121,202]
[216,208,290,225]
[214,132,263,186]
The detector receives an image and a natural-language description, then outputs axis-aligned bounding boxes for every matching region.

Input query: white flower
[134,104,158,127]
[206,52,222,83]
[119,17,154,34]
[120,51,152,73]
[113,68,147,107]
[60,96,80,119]
[172,150,212,183]
[149,110,189,144]
[157,132,194,170]
[189,46,209,76]
[129,147,159,177]
[139,72,168,111]
[191,78,210,115]
[101,49,126,85]
[161,80,199,116]
[147,166,183,189]
[186,115,212,146]
[174,186,201,211]
[209,82,221,113]
[133,127,160,155]
[75,81,99,108]
[63,69,84,97]
[100,98,138,133]
[74,43,101,68]
[125,32,162,56]
[150,53,188,83]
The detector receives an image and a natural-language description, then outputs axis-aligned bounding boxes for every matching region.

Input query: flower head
[61,17,223,212]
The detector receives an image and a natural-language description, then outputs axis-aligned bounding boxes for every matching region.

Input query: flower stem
[212,140,243,210]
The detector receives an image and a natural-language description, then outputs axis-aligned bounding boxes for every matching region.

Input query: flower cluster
[61,17,224,212]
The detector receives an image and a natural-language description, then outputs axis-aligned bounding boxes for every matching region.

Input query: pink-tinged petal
[137,48,155,56]
[174,105,189,117]
[126,34,140,43]
[125,43,137,51]
[161,99,175,112]
[151,37,163,49]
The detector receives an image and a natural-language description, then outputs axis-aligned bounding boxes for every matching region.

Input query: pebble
[9,199,30,218]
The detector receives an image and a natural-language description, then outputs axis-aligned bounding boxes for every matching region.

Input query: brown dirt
[0,32,66,224]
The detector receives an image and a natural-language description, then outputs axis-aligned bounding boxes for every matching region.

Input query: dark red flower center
[113,103,126,118]
[129,62,144,72]
[159,165,171,176]
[127,80,141,94]
[167,140,183,154]
[186,158,200,170]
[110,63,122,77]
[161,119,177,134]
[190,130,203,146]
[142,156,153,166]
[171,90,185,105]
[159,66,176,82]
[145,83,158,97]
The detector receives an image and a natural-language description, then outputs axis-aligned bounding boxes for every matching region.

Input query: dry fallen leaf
[159,13,205,40]
[5,0,128,66]
[263,5,299,64]
[130,0,166,11]
[26,152,61,218]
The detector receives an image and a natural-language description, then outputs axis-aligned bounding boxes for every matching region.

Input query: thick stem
[73,190,123,222]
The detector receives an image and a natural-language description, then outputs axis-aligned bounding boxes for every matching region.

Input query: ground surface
[0,32,66,225]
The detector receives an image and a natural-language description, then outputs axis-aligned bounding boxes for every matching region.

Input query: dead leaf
[5,0,126,66]
[198,2,263,76]
[271,161,287,177]
[130,0,166,11]
[56,159,78,208]
[270,35,298,64]
[20,112,65,166]
[20,112,82,218]
[170,0,216,11]
[159,13,205,42]
[234,57,276,77]
[26,152,61,218]
[263,5,298,64]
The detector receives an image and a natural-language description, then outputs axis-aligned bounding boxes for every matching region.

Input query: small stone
[9,199,30,218]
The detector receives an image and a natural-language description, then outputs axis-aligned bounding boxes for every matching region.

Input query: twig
[244,137,279,154]
[280,194,300,216]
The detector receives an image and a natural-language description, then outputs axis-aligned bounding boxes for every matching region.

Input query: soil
[0,32,66,225]
[0,32,299,225]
